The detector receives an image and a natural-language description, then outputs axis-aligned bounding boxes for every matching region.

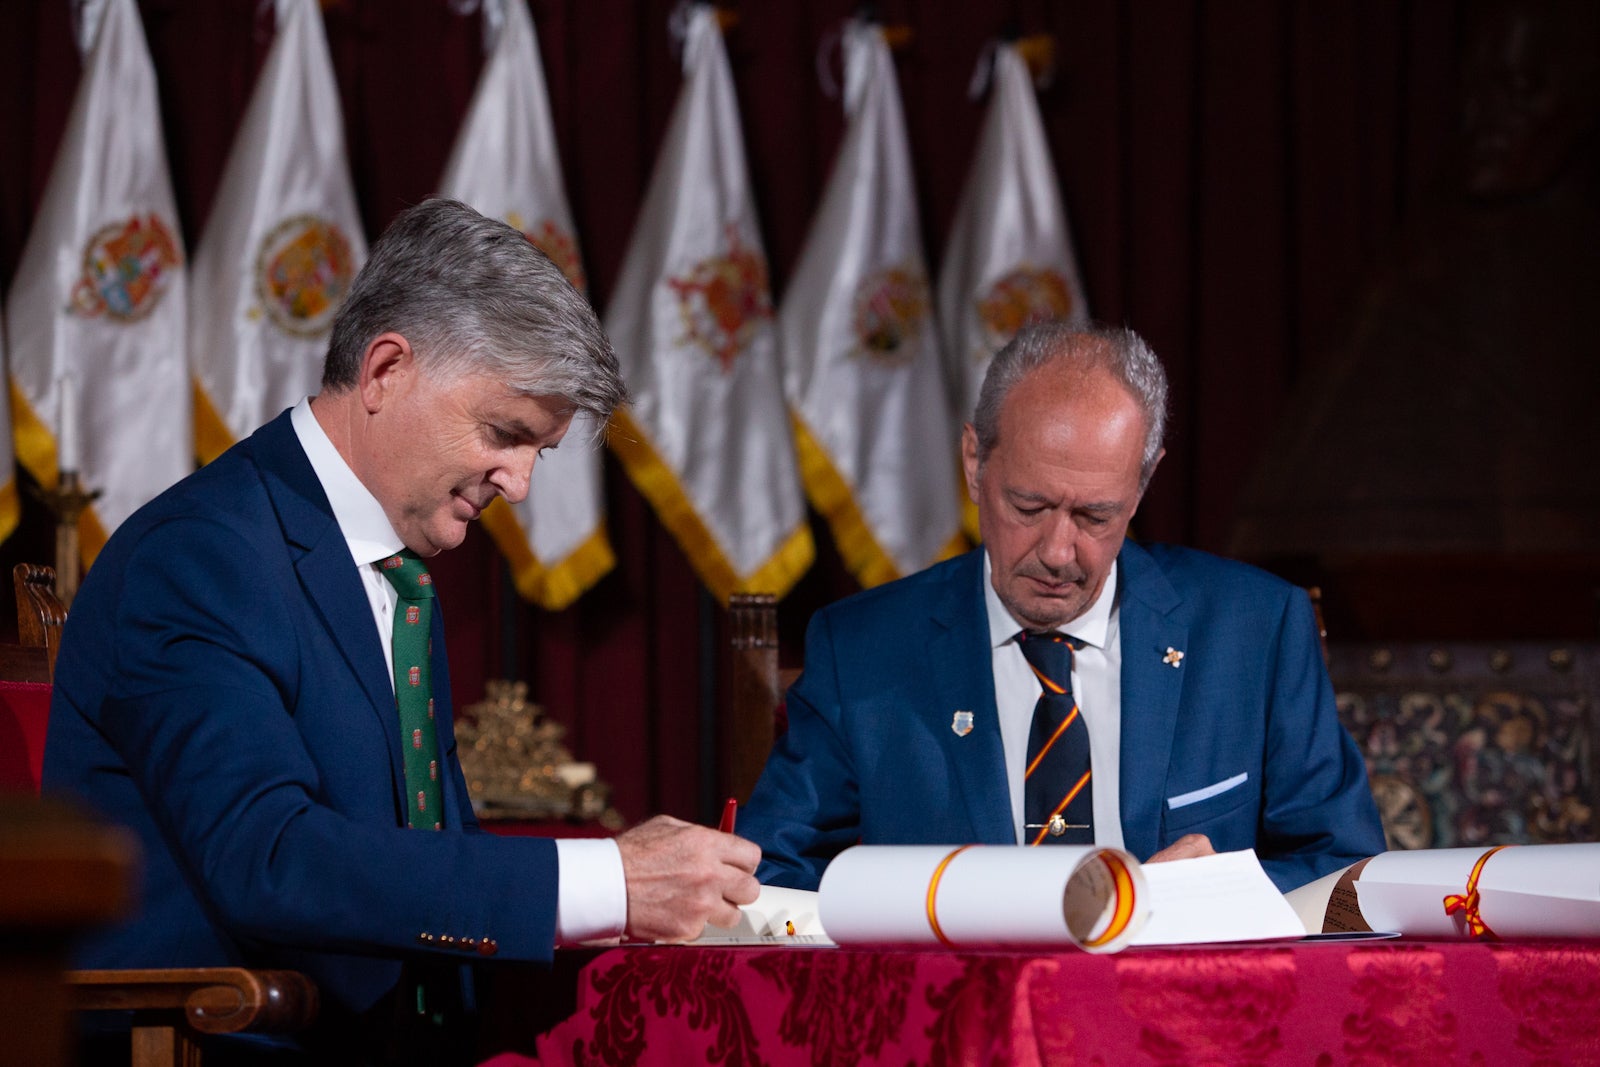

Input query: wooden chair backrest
[0,565,62,790]
[726,594,802,804]
[14,562,67,678]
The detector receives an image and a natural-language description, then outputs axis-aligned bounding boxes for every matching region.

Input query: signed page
[1132,850,1307,946]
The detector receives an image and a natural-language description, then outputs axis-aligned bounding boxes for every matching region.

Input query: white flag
[189,0,366,465]
[0,311,16,545]
[5,0,190,562]
[779,20,965,588]
[938,41,1089,540]
[603,5,813,604]
[438,0,613,611]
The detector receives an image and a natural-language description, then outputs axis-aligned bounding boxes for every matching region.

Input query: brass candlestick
[35,471,100,606]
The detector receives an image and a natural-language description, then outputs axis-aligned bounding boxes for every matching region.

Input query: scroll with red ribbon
[1355,842,1600,939]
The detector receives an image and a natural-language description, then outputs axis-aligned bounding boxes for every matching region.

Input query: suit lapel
[927,551,1014,844]
[1115,541,1188,860]
[249,414,405,785]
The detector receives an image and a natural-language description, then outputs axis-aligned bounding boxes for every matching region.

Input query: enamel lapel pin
[951,710,974,737]
[1163,647,1185,668]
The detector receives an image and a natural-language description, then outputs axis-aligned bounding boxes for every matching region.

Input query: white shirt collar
[290,398,405,567]
[982,549,1118,650]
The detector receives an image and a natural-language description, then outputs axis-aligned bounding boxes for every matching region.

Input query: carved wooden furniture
[71,968,319,1067]
[0,797,136,1067]
[726,593,798,803]
[0,563,320,1066]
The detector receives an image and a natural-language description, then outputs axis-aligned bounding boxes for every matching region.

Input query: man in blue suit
[742,322,1384,894]
[44,199,758,1061]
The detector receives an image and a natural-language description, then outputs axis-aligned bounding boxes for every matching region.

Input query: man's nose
[491,449,535,504]
[1036,513,1078,571]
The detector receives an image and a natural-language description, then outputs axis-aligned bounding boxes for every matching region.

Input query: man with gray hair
[46,199,759,1061]
[742,321,1383,894]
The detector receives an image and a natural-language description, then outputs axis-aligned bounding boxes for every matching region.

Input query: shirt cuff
[554,838,627,943]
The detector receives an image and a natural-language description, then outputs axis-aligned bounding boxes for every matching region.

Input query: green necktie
[379,550,441,830]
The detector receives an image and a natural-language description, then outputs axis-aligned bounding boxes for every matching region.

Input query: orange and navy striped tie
[1019,631,1093,845]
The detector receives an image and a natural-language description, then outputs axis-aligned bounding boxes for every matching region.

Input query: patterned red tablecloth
[503,939,1600,1066]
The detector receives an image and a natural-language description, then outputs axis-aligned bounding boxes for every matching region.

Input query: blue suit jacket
[43,411,558,1018]
[741,544,1385,893]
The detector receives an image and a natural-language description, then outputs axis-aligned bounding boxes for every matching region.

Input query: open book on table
[1287,842,1600,939]
[694,845,1306,951]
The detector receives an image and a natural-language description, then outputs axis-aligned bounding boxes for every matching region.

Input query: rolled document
[817,844,1148,953]
[1356,842,1600,938]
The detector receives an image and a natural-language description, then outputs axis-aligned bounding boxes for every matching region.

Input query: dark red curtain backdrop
[0,0,1462,824]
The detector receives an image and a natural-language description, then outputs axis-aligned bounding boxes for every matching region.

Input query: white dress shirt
[291,399,626,942]
[982,551,1125,849]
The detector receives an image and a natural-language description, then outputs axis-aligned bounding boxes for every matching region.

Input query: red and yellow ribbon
[924,845,975,947]
[1082,851,1139,951]
[923,845,1139,952]
[1443,844,1513,939]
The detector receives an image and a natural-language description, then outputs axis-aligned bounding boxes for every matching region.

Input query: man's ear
[961,423,981,503]
[357,333,415,414]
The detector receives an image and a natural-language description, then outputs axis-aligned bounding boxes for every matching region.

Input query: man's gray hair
[972,321,1169,490]
[322,198,626,421]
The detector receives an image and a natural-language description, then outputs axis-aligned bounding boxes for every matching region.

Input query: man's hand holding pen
[615,812,761,942]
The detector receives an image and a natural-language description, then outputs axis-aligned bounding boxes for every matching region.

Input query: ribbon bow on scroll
[1442,844,1513,939]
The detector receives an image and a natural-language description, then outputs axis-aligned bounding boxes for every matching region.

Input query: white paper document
[695,885,832,945]
[1131,850,1307,946]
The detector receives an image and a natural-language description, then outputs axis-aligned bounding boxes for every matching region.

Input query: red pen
[718,796,737,833]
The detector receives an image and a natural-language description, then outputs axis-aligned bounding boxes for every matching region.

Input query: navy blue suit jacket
[741,544,1384,893]
[43,411,558,1017]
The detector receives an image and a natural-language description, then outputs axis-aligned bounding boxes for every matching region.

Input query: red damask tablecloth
[501,939,1600,1066]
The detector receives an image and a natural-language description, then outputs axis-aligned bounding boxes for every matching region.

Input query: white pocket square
[1166,772,1249,810]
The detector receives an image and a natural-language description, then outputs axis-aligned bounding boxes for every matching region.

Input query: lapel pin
[951,710,974,737]
[1163,647,1184,668]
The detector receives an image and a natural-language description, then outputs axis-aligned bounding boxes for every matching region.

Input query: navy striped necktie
[1018,631,1093,845]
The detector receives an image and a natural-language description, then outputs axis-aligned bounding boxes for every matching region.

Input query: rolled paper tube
[818,844,1148,952]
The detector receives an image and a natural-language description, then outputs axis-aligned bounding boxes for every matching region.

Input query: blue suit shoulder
[809,551,978,629]
[89,413,300,566]
[1129,540,1305,613]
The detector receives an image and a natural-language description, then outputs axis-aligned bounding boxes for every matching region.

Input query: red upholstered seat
[0,679,52,791]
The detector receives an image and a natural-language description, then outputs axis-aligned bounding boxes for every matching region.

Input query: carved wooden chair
[725,594,799,804]
[0,563,319,1066]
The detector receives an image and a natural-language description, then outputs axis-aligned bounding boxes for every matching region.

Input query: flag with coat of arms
[604,4,813,604]
[938,38,1090,541]
[778,18,965,588]
[5,0,190,561]
[438,0,614,611]
[189,0,366,465]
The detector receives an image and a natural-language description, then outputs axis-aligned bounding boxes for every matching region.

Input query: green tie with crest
[379,550,442,830]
